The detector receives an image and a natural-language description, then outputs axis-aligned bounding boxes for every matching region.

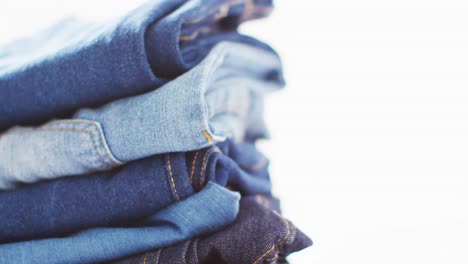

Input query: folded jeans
[109,195,313,264]
[0,139,271,243]
[0,0,274,130]
[0,182,240,264]
[0,42,283,190]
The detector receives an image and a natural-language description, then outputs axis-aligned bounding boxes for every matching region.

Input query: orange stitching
[90,122,122,165]
[273,211,291,245]
[255,195,271,209]
[199,149,212,189]
[284,212,297,244]
[190,151,200,184]
[183,0,272,28]
[186,3,230,24]
[180,4,272,43]
[265,255,279,262]
[44,120,121,165]
[180,27,213,41]
[252,211,293,264]
[290,222,298,243]
[39,127,115,169]
[167,156,180,201]
[185,0,243,24]
[256,195,265,205]
[202,130,213,144]
[142,252,148,264]
[252,244,275,264]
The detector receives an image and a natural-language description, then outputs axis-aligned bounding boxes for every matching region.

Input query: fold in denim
[147,0,274,77]
[0,139,270,243]
[0,0,274,130]
[0,42,282,190]
[0,182,239,264]
[109,195,313,264]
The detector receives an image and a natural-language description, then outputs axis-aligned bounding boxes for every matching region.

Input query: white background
[1,1,468,263]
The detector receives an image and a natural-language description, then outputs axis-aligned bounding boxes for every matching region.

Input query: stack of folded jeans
[0,0,312,263]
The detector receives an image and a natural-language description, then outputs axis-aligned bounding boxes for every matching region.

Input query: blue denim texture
[0,0,273,131]
[147,0,274,77]
[0,182,240,264]
[0,140,270,243]
[0,42,283,190]
[109,195,313,264]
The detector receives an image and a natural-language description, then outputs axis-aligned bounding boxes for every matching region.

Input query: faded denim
[0,182,240,264]
[0,42,283,190]
[109,195,313,264]
[0,0,274,130]
[0,140,270,243]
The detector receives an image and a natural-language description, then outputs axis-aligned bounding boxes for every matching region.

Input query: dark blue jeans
[0,140,271,243]
[108,195,313,264]
[0,0,274,130]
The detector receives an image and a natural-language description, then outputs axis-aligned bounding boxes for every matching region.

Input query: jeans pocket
[0,119,122,189]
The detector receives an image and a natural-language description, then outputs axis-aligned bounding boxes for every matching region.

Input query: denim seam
[198,44,229,145]
[192,239,199,261]
[252,210,292,264]
[184,1,237,25]
[65,120,123,165]
[199,148,213,189]
[180,1,273,43]
[40,119,122,166]
[289,220,298,245]
[38,127,114,169]
[273,211,291,246]
[241,0,274,21]
[271,220,296,262]
[45,120,122,165]
[265,256,279,262]
[202,130,213,144]
[184,0,271,26]
[142,252,149,264]
[190,151,200,184]
[255,195,271,209]
[275,214,297,260]
[166,155,180,201]
[180,0,250,43]
[252,244,275,264]
[179,27,214,42]
[152,249,161,264]
[181,240,191,263]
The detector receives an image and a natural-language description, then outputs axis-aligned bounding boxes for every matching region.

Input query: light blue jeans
[0,42,283,190]
[0,182,240,264]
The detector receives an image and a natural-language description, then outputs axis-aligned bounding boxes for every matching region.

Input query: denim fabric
[0,140,270,243]
[0,182,240,264]
[0,42,283,190]
[0,0,274,130]
[147,0,274,77]
[109,195,313,264]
